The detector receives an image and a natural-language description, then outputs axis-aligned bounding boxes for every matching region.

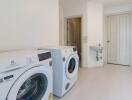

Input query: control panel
[38,52,51,61]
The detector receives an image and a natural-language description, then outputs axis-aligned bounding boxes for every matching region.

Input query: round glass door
[66,54,79,79]
[16,73,48,100]
[68,58,76,73]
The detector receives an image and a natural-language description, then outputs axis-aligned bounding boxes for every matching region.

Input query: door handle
[107,40,110,43]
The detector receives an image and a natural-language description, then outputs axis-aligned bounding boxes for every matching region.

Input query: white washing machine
[0,50,53,100]
[38,46,79,97]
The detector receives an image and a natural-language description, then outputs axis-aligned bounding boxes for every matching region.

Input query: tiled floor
[54,64,132,100]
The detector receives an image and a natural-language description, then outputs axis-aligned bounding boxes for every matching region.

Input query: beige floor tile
[53,64,132,100]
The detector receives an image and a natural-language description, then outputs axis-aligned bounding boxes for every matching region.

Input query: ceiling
[60,0,132,7]
[91,0,132,7]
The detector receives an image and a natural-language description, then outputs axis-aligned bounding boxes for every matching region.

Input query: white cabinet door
[107,13,130,65]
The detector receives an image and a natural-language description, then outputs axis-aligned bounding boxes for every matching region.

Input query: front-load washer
[0,50,53,100]
[38,46,79,97]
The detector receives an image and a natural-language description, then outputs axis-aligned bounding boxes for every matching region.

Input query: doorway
[65,17,82,64]
[106,13,131,66]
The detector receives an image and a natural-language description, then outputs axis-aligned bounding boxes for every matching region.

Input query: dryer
[38,46,79,97]
[0,50,53,100]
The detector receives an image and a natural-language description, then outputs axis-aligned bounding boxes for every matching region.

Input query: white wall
[104,4,132,15]
[131,12,132,66]
[59,1,65,45]
[87,2,104,67]
[60,0,103,67]
[61,0,85,17]
[0,0,59,51]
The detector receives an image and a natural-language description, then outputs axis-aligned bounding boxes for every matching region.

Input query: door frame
[104,11,132,66]
[64,15,83,67]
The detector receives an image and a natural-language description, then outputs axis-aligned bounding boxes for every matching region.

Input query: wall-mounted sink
[90,46,103,52]
[90,44,103,61]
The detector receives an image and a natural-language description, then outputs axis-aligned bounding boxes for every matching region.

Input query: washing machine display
[16,73,48,100]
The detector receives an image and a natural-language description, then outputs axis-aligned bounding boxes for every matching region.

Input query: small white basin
[90,46,103,52]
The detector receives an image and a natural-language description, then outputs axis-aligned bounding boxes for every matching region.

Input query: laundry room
[1,0,132,100]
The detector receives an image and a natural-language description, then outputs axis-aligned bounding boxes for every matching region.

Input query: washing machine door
[7,66,52,100]
[65,54,79,79]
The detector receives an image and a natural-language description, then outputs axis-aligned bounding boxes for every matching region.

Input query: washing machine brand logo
[0,75,14,83]
[4,75,14,80]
